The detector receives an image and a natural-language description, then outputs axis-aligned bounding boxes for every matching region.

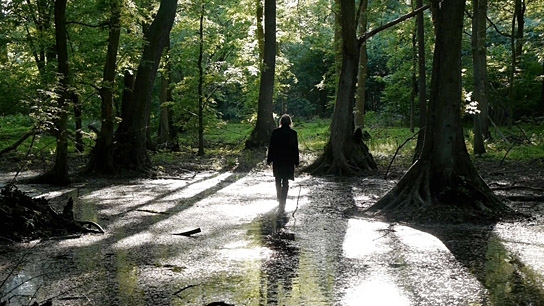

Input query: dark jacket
[267,125,300,180]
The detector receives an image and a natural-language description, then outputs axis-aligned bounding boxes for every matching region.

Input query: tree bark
[308,2,430,175]
[87,0,121,174]
[305,0,376,176]
[370,0,512,222]
[413,0,427,161]
[157,41,176,149]
[472,0,489,155]
[507,0,525,125]
[245,0,276,149]
[540,63,544,114]
[34,0,70,185]
[354,0,368,129]
[410,7,417,133]
[197,3,205,156]
[114,0,178,171]
[256,0,264,63]
[72,93,83,153]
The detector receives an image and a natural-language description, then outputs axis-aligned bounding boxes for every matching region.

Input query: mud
[0,158,543,306]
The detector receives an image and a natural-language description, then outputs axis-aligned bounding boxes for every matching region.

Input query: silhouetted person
[267,114,300,209]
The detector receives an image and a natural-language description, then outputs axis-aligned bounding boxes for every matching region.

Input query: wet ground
[1,160,544,306]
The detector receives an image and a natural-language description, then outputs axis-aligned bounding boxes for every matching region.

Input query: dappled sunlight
[494,222,544,278]
[342,218,392,259]
[113,231,155,250]
[83,172,233,216]
[219,245,272,262]
[55,231,109,248]
[342,279,410,306]
[221,179,274,197]
[214,198,279,219]
[394,225,449,252]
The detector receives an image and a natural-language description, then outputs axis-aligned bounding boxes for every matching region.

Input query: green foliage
[0,0,543,161]
[280,37,335,118]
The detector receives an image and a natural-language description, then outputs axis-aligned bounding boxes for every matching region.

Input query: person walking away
[267,114,300,209]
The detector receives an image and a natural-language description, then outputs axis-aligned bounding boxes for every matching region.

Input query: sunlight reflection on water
[342,219,391,258]
[342,279,410,306]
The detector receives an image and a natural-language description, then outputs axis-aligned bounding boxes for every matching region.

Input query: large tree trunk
[472,0,489,155]
[245,0,276,149]
[157,42,176,149]
[410,9,417,133]
[507,0,525,125]
[34,0,70,185]
[306,0,376,176]
[413,0,427,161]
[369,0,512,222]
[113,0,178,171]
[354,0,368,129]
[87,0,121,174]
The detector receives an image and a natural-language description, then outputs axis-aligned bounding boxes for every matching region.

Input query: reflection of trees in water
[259,210,299,305]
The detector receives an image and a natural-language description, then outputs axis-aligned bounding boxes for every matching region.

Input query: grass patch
[296,119,330,151]
[2,114,544,171]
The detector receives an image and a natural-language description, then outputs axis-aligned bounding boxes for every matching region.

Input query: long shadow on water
[415,221,544,306]
[0,168,253,305]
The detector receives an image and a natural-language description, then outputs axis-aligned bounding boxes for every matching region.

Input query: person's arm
[267,131,275,165]
[294,131,300,166]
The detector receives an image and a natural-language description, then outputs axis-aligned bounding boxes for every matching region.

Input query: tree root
[368,160,516,223]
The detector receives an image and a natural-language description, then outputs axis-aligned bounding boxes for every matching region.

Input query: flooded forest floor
[1,152,544,306]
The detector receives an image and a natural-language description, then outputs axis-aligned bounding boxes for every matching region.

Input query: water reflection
[258,207,298,305]
[1,270,43,306]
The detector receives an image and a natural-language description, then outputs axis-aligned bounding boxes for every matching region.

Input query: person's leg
[280,178,289,205]
[275,177,282,202]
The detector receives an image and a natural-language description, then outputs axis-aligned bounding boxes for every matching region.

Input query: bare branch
[358,4,430,46]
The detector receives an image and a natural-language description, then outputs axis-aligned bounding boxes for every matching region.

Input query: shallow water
[1,171,543,305]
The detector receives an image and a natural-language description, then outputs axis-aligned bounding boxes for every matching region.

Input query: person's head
[279,114,292,127]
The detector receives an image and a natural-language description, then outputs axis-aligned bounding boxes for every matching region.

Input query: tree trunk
[305,0,376,176]
[34,0,70,185]
[87,0,121,174]
[158,72,171,144]
[256,0,264,63]
[197,3,205,156]
[245,0,276,149]
[413,0,427,162]
[369,0,512,222]
[0,3,7,63]
[28,0,55,79]
[540,63,544,114]
[73,93,83,153]
[507,0,525,125]
[410,9,416,133]
[157,44,176,148]
[114,0,178,171]
[472,0,489,155]
[354,0,368,129]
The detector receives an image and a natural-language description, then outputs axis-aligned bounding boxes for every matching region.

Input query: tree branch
[0,129,38,157]
[66,20,109,28]
[358,4,430,46]
[486,15,512,38]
